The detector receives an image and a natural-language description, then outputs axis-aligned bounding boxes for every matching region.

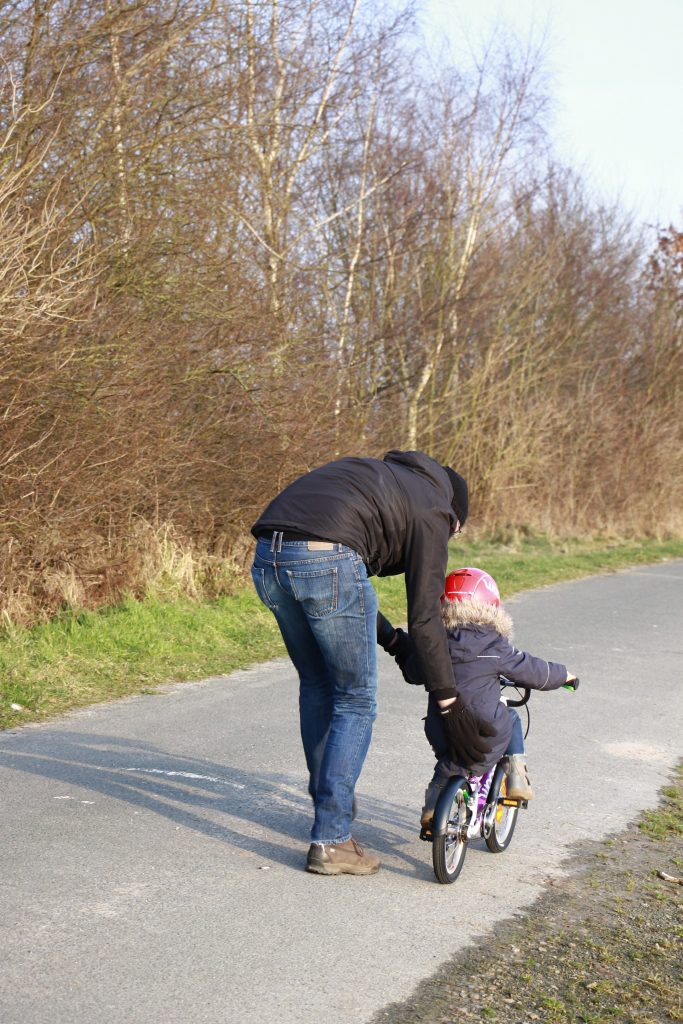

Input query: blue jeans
[506,709,525,755]
[251,536,378,844]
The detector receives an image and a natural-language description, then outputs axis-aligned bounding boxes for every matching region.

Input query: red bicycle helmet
[442,567,501,607]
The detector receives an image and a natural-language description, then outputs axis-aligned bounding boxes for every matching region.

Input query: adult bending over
[250,449,496,875]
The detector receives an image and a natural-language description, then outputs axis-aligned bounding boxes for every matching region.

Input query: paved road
[1,563,682,1024]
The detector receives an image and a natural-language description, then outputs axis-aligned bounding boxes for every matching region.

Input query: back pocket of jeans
[287,567,338,617]
[251,566,277,610]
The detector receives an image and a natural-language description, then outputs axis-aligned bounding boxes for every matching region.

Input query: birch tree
[366,41,547,449]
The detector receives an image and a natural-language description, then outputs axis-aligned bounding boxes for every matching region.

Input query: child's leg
[424,694,468,776]
[504,707,534,800]
[421,695,466,825]
[505,707,525,755]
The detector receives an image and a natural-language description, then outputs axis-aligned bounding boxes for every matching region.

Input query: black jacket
[252,450,459,696]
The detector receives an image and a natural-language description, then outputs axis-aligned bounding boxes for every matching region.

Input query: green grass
[2,534,683,730]
[640,782,683,839]
[0,592,286,730]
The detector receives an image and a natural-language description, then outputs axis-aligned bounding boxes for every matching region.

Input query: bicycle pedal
[419,826,433,842]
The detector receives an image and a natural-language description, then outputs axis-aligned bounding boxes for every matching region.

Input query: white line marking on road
[117,767,246,788]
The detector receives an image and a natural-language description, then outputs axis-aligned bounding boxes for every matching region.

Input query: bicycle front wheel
[432,781,469,884]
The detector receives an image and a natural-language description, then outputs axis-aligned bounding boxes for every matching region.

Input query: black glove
[389,627,412,668]
[390,629,427,686]
[440,699,498,766]
[376,613,423,683]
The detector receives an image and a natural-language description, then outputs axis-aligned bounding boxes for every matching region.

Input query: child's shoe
[505,755,534,800]
[420,774,448,826]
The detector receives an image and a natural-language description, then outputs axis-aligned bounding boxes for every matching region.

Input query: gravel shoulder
[374,765,683,1024]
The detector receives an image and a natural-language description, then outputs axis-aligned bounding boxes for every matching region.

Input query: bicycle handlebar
[500,675,580,703]
[500,678,531,707]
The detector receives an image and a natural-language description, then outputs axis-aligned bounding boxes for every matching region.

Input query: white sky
[418,0,683,228]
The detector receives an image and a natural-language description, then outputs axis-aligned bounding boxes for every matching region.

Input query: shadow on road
[0,730,431,879]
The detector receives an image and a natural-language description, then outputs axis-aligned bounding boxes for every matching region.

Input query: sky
[418,0,683,229]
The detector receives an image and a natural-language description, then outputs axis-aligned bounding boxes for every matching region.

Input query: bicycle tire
[484,769,519,853]
[432,780,469,884]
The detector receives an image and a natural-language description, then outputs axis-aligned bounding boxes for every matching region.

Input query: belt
[257,529,337,550]
[257,529,319,542]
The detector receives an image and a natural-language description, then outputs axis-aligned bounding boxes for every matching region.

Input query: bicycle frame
[429,681,530,839]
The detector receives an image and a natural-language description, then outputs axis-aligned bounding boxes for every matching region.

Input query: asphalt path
[1,562,682,1024]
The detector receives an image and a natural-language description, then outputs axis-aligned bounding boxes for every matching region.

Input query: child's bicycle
[420,677,579,884]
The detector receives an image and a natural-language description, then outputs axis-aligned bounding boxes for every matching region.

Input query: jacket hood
[383,451,467,526]
[382,450,458,530]
[441,598,514,640]
[383,450,449,489]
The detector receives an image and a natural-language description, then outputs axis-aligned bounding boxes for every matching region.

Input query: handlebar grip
[562,677,580,692]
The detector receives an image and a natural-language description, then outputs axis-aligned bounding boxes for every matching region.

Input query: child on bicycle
[379,567,577,827]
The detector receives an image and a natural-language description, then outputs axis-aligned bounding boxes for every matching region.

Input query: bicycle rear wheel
[484,771,519,853]
[432,780,469,884]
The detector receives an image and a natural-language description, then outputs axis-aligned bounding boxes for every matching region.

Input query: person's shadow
[0,730,432,878]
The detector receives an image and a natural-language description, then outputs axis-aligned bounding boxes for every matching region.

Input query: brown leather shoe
[306,837,380,875]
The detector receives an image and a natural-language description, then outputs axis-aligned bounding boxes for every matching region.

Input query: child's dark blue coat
[425,599,568,775]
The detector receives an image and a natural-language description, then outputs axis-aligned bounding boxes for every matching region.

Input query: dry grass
[1,7,681,628]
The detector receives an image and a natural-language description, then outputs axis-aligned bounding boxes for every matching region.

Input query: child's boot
[420,774,448,827]
[505,754,534,800]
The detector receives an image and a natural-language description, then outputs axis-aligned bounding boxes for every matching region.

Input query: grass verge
[2,535,683,731]
[374,764,683,1024]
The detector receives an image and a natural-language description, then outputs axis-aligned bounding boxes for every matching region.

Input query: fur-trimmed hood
[441,598,514,641]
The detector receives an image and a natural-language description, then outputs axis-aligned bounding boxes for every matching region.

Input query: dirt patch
[374,766,683,1024]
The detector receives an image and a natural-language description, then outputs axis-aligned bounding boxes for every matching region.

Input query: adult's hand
[439,699,498,766]
[390,630,424,686]
[376,613,424,685]
[389,628,411,667]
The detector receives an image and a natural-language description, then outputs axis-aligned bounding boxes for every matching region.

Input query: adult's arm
[402,512,457,699]
[376,610,397,649]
